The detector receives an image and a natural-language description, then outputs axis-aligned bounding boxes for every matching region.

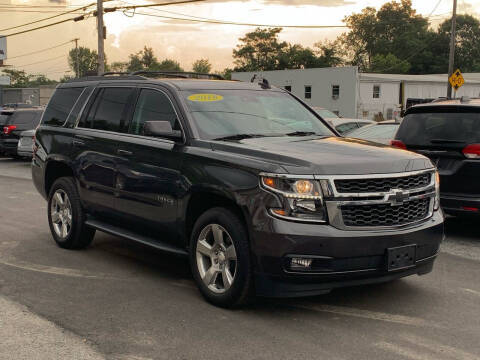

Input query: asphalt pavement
[0,157,479,360]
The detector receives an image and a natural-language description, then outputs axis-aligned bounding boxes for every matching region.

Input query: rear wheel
[47,177,95,249]
[190,207,254,307]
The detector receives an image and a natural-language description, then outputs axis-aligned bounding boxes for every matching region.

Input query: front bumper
[251,210,444,297]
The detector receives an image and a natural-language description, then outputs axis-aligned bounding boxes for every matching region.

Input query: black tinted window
[397,110,480,145]
[42,88,84,126]
[83,88,132,132]
[9,110,43,127]
[0,113,12,126]
[131,89,178,135]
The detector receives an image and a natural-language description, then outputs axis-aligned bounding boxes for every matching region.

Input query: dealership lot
[0,158,479,360]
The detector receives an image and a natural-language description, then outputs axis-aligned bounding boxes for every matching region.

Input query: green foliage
[155,59,183,72]
[232,28,344,71]
[233,27,288,71]
[121,47,183,73]
[369,53,410,73]
[1,69,56,88]
[192,59,212,73]
[68,47,99,77]
[220,68,233,80]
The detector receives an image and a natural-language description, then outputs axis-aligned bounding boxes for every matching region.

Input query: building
[232,67,480,120]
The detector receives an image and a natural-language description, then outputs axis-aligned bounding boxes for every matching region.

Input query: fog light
[290,257,313,269]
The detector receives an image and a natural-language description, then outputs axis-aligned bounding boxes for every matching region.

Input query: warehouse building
[232,67,480,120]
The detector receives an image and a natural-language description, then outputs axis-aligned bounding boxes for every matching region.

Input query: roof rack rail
[101,72,130,76]
[129,71,224,80]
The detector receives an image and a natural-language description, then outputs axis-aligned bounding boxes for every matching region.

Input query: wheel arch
[183,190,252,247]
[44,159,75,197]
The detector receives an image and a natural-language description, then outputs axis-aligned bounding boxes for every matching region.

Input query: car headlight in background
[434,170,440,210]
[261,175,327,223]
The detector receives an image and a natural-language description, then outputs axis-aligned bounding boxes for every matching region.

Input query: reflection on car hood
[210,136,433,175]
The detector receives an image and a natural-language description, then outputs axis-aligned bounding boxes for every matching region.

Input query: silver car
[16,129,35,158]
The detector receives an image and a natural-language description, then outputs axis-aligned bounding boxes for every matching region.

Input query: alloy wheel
[50,189,72,239]
[195,224,237,294]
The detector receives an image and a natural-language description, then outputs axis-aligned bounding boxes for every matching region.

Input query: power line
[15,54,66,68]
[133,11,348,28]
[7,40,75,60]
[0,2,96,32]
[0,0,205,38]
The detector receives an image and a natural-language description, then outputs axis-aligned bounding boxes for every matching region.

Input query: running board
[85,219,188,256]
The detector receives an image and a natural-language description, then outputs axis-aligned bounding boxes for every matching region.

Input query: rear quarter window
[42,87,84,126]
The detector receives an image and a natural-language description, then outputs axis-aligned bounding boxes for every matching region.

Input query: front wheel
[190,207,254,308]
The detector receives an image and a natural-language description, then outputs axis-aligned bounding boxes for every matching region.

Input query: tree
[156,59,183,72]
[233,27,288,71]
[314,40,344,67]
[436,15,480,72]
[192,59,212,73]
[277,44,318,69]
[109,61,128,73]
[220,68,233,80]
[68,47,98,77]
[1,69,56,87]
[369,53,410,73]
[339,0,431,73]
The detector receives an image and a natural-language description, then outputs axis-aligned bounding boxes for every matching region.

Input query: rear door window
[397,109,480,146]
[81,87,133,133]
[42,87,84,126]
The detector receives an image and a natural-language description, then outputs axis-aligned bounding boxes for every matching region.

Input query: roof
[406,97,480,112]
[360,72,480,84]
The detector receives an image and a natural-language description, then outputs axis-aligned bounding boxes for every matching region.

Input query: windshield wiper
[284,131,318,137]
[213,134,269,141]
[430,139,466,144]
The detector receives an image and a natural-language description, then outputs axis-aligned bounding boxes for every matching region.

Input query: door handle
[73,139,85,146]
[117,149,133,156]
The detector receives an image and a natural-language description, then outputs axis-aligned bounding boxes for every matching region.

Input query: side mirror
[143,121,182,141]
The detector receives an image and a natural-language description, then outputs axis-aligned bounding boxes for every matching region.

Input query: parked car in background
[32,73,443,308]
[17,129,36,158]
[347,120,401,144]
[392,97,480,217]
[311,107,374,135]
[0,107,43,158]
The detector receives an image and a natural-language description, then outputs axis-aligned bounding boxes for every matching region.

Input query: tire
[47,177,95,249]
[190,207,254,308]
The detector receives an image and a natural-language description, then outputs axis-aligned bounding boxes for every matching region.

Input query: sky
[1,0,480,79]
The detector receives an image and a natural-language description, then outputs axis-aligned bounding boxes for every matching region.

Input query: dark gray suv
[32,72,444,307]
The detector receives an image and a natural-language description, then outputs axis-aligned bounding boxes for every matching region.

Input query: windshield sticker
[187,93,224,102]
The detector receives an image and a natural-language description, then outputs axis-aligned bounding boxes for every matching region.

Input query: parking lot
[0,157,478,360]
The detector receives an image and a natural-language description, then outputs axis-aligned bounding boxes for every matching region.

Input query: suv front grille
[334,173,431,193]
[340,198,430,227]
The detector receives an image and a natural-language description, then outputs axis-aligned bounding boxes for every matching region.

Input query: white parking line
[462,288,480,297]
[294,303,441,328]
[401,333,479,360]
[375,341,438,360]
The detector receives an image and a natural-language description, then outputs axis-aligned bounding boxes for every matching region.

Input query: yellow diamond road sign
[449,69,465,90]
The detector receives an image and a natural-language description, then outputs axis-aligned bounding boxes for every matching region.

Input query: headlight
[434,170,440,210]
[261,175,327,223]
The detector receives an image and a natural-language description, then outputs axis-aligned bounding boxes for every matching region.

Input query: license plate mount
[387,245,416,271]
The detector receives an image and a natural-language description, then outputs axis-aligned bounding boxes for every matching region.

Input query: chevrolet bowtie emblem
[387,189,409,206]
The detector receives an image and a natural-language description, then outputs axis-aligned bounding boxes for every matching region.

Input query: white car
[312,107,374,135]
[347,120,401,145]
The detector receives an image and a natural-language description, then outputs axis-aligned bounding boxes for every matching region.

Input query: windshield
[183,90,334,140]
[397,110,480,146]
[315,109,339,119]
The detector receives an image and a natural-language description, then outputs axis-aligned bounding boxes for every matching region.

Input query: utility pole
[447,0,457,99]
[73,38,80,78]
[96,0,105,75]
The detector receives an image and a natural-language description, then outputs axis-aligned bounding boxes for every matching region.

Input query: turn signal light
[3,125,17,135]
[462,144,480,159]
[390,139,407,150]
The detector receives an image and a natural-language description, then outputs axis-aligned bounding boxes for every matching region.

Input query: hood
[210,136,433,175]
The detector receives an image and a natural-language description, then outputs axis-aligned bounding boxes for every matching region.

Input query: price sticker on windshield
[188,93,224,102]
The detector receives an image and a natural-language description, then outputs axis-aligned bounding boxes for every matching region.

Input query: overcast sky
[1,0,479,79]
